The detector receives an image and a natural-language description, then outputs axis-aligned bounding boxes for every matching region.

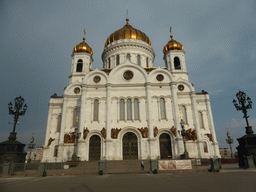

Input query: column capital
[105,83,113,87]
[170,82,178,86]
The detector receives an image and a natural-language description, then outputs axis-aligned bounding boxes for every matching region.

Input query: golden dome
[73,30,93,55]
[163,35,184,54]
[105,18,152,47]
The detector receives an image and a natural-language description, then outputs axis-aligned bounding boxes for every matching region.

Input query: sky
[0,0,256,153]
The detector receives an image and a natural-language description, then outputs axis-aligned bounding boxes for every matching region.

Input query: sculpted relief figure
[48,137,55,146]
[64,132,78,143]
[205,133,213,142]
[138,127,149,138]
[170,126,177,137]
[185,129,197,141]
[154,127,158,137]
[83,127,89,140]
[101,127,106,139]
[111,128,121,139]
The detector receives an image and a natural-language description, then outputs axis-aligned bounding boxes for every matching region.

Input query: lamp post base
[8,132,17,141]
[246,126,254,135]
[181,151,189,159]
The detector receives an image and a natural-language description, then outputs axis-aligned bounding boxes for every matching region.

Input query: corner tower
[163,27,188,80]
[70,29,93,84]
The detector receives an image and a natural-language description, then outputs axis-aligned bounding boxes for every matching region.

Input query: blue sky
[1,0,256,152]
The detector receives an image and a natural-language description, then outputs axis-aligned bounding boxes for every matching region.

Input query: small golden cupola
[163,27,183,53]
[105,18,152,47]
[73,29,93,55]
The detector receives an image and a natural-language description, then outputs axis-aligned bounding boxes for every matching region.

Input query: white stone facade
[42,28,220,163]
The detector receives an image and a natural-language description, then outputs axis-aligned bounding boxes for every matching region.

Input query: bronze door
[159,133,172,159]
[89,135,101,160]
[123,132,138,160]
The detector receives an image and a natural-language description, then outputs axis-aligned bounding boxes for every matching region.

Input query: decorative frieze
[170,126,177,137]
[154,127,158,137]
[48,137,55,146]
[138,127,149,138]
[111,128,121,139]
[101,127,106,139]
[205,133,213,142]
[83,127,89,140]
[185,129,197,141]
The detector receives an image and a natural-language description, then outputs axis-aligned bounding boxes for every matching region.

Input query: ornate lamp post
[233,91,256,168]
[27,133,36,163]
[232,90,253,135]
[226,128,233,159]
[180,113,189,159]
[8,96,27,141]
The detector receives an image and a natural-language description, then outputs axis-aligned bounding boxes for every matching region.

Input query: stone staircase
[106,160,150,173]
[63,160,150,174]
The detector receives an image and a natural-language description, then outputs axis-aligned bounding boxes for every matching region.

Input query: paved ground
[1,171,256,192]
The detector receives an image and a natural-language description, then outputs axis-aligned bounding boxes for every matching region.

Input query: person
[141,160,144,171]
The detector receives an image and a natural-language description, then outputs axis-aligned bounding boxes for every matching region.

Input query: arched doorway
[159,133,172,159]
[89,135,101,160]
[123,132,138,160]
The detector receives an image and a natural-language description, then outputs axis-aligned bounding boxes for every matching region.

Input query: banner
[158,160,192,170]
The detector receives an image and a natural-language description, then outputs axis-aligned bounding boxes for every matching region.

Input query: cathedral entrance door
[123,132,138,160]
[159,133,172,159]
[89,135,101,161]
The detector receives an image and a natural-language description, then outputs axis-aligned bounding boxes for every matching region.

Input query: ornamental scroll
[170,126,177,137]
[185,129,197,141]
[101,127,106,139]
[48,137,55,146]
[205,133,213,142]
[138,127,149,138]
[111,128,121,139]
[83,127,89,140]
[154,127,158,137]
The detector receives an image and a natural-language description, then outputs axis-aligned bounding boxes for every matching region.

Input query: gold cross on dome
[83,29,86,40]
[75,116,79,122]
[170,27,172,35]
[180,113,183,120]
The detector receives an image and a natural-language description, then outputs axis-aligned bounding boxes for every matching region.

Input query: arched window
[174,57,181,69]
[134,98,140,120]
[198,111,204,128]
[146,57,149,68]
[120,99,125,121]
[160,98,166,119]
[127,99,132,120]
[127,54,131,61]
[73,108,80,127]
[93,99,99,121]
[203,142,208,153]
[116,55,120,66]
[56,115,61,132]
[108,58,111,69]
[54,145,58,157]
[181,106,187,124]
[76,59,83,72]
[137,55,141,66]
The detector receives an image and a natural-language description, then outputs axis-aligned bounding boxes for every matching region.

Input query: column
[145,83,155,159]
[79,85,88,139]
[105,83,113,160]
[190,92,203,158]
[205,98,220,157]
[44,104,54,146]
[170,83,183,156]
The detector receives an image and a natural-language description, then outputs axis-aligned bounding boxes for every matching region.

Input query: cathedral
[42,18,220,162]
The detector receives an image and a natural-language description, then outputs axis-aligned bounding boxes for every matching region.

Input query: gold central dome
[163,35,183,53]
[105,18,152,47]
[73,30,93,55]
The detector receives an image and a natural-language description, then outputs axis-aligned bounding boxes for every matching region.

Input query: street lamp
[8,96,28,141]
[226,128,234,159]
[232,91,253,135]
[27,133,36,163]
[180,113,189,159]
